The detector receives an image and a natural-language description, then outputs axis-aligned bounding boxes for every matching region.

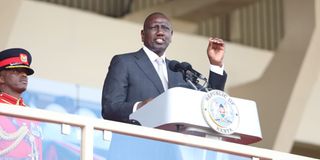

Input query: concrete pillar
[229,0,315,150]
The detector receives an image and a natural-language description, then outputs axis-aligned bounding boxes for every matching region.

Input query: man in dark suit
[101,12,227,124]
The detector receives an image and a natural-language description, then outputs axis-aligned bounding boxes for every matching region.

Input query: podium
[130,87,262,144]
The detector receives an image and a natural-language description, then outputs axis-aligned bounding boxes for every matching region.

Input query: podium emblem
[201,90,239,135]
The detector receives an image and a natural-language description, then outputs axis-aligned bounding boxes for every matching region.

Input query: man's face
[141,14,173,56]
[0,68,28,94]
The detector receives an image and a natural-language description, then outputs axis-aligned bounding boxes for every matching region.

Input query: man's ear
[141,30,144,42]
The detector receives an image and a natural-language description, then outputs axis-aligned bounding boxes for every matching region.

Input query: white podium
[130,87,262,144]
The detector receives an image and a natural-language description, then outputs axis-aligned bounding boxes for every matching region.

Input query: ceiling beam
[177,0,257,22]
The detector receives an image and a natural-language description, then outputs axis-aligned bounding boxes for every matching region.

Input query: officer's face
[141,14,173,56]
[0,68,28,94]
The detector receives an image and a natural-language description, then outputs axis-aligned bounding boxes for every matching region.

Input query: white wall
[294,0,320,146]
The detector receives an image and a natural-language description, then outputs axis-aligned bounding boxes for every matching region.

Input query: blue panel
[21,77,103,159]
[105,133,251,160]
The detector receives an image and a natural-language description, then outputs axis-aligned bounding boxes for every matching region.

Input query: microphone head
[180,62,192,70]
[169,60,182,72]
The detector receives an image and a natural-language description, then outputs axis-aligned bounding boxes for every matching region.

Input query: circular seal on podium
[201,90,239,135]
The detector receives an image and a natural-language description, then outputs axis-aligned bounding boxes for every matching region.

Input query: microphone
[180,62,207,81]
[169,60,206,80]
[169,60,198,90]
[169,60,209,91]
[168,60,183,72]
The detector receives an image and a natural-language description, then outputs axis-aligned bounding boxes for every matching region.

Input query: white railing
[0,104,315,160]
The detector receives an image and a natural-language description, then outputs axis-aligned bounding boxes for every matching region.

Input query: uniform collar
[0,92,26,106]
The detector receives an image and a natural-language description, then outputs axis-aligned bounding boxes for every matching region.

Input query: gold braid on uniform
[0,124,39,160]
[0,125,28,156]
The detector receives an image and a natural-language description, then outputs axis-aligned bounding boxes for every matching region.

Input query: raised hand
[207,37,225,67]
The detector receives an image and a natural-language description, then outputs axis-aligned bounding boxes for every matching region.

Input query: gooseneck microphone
[169,60,208,91]
[168,60,183,72]
[180,62,207,81]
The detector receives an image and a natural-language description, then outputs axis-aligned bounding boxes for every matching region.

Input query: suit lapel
[134,49,165,93]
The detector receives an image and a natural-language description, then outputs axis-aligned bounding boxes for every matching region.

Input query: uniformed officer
[0,48,42,159]
[0,48,34,105]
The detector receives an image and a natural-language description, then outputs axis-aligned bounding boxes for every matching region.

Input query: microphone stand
[184,71,211,92]
[201,80,210,92]
[184,71,200,91]
[199,76,212,92]
[186,78,199,90]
